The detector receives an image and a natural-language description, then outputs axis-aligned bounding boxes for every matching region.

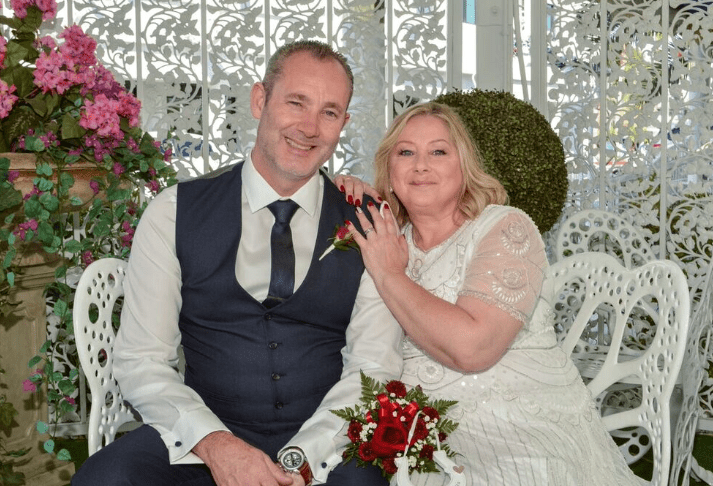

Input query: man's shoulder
[182,161,243,184]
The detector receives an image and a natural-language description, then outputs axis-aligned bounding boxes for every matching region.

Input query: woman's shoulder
[469,204,534,227]
[463,205,542,249]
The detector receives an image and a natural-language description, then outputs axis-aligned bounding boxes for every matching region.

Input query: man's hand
[193,431,297,486]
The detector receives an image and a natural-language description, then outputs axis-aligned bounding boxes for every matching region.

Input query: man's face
[250,51,351,196]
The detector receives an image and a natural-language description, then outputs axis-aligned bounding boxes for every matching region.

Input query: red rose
[411,418,429,443]
[370,417,409,458]
[385,380,407,398]
[358,442,377,462]
[347,420,363,443]
[438,432,448,442]
[335,225,350,240]
[422,406,439,422]
[382,457,398,475]
[419,444,435,460]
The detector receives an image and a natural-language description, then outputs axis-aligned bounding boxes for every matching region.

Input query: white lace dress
[393,205,645,486]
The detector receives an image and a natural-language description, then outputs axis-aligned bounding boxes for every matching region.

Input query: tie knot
[267,199,299,225]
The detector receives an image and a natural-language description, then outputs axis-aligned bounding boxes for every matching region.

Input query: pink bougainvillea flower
[58,24,97,67]
[112,162,126,175]
[81,250,94,267]
[80,94,123,140]
[36,35,57,50]
[117,91,141,128]
[0,79,18,118]
[0,36,7,69]
[11,0,58,20]
[89,180,100,194]
[146,179,160,193]
[7,170,19,183]
[13,219,39,240]
[23,379,37,393]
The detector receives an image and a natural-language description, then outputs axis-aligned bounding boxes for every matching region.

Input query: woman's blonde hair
[373,102,508,226]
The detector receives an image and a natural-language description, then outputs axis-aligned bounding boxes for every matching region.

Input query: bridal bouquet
[331,371,459,479]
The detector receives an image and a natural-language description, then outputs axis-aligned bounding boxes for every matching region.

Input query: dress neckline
[407,219,473,258]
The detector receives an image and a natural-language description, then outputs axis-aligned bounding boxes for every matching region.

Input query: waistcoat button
[272,373,281,381]
[269,342,278,349]
[275,402,283,409]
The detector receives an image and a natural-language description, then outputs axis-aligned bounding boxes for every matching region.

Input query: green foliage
[434,89,568,233]
[1,367,27,486]
[0,3,178,465]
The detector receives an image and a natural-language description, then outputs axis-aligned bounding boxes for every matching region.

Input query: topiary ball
[434,89,568,234]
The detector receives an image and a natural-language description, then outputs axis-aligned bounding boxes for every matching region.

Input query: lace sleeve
[459,208,547,324]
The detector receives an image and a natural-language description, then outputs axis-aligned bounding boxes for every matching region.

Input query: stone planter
[1,251,75,485]
[2,152,107,209]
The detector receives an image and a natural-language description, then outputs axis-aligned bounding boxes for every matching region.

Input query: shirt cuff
[160,407,231,464]
[281,424,347,484]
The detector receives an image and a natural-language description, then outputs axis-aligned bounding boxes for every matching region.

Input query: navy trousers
[72,425,388,486]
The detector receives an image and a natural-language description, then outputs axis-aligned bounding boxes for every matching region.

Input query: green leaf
[60,112,86,140]
[37,220,55,245]
[36,421,49,434]
[52,299,68,318]
[36,162,53,176]
[58,171,75,193]
[39,339,52,353]
[23,197,42,218]
[43,438,55,454]
[39,192,59,212]
[58,379,74,395]
[24,136,46,152]
[3,250,14,269]
[54,265,67,279]
[0,183,22,212]
[28,355,42,368]
[56,448,72,461]
[64,239,82,253]
[36,177,54,192]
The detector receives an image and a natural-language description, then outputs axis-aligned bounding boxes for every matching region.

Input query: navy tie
[263,200,300,308]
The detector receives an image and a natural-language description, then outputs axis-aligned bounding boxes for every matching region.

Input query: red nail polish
[355,199,361,207]
[340,185,345,192]
[384,203,389,210]
[377,196,383,202]
[367,201,374,207]
[347,195,354,205]
[345,220,352,226]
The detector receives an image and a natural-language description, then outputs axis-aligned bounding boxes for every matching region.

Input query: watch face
[282,451,304,470]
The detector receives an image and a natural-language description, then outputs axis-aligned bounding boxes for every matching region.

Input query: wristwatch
[278,446,313,486]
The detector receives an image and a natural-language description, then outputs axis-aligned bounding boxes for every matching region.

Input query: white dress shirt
[113,155,403,483]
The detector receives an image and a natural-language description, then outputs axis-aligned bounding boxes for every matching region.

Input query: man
[72,40,402,486]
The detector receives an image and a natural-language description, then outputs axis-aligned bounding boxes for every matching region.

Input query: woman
[337,102,645,485]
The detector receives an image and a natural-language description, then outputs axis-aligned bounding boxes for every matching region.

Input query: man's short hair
[262,40,354,106]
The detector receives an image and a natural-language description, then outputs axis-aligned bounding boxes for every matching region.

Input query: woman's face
[388,115,463,220]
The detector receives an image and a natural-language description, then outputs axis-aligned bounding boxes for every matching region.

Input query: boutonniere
[319,223,360,260]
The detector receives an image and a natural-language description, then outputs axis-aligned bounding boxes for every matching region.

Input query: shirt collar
[242,154,322,217]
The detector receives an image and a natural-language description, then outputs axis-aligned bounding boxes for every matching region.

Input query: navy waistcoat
[175,164,364,453]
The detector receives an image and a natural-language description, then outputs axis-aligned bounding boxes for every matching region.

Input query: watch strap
[297,460,313,486]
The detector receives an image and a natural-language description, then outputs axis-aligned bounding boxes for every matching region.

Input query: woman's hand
[347,201,408,285]
[333,174,383,206]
